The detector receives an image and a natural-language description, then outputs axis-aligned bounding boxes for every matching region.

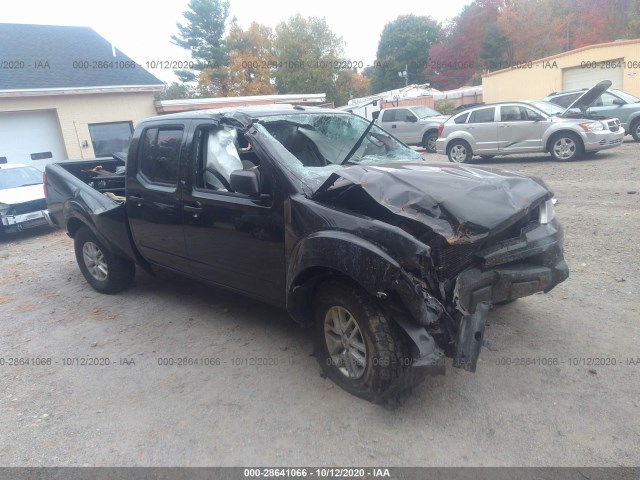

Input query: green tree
[626,0,640,36]
[273,15,345,103]
[371,15,441,93]
[171,0,230,82]
[480,25,508,71]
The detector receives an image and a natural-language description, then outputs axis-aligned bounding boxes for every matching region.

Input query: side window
[468,107,496,123]
[453,112,469,124]
[395,109,410,122]
[139,127,183,185]
[523,107,544,120]
[500,106,524,121]
[599,92,620,106]
[381,110,396,122]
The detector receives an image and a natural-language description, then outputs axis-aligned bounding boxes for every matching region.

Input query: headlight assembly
[539,199,556,224]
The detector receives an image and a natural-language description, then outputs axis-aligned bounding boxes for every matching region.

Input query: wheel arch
[286,231,403,326]
[545,129,585,153]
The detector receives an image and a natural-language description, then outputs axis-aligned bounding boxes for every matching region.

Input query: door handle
[499,124,508,128]
[184,203,203,217]
[128,195,144,206]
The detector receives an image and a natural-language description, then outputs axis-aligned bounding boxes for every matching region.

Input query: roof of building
[0,23,163,92]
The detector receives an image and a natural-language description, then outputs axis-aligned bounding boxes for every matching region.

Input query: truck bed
[45,157,138,262]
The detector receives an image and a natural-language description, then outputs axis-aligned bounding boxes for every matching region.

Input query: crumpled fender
[286,230,403,325]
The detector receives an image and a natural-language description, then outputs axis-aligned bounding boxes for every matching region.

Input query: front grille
[434,243,478,280]
[7,199,47,216]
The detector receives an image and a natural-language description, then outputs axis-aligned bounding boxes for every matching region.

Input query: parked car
[0,163,53,239]
[376,105,449,153]
[544,83,640,141]
[436,81,624,163]
[45,105,569,404]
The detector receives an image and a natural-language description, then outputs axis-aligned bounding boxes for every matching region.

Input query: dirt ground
[0,141,638,467]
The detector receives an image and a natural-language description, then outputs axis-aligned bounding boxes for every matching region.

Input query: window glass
[89,122,133,157]
[395,109,410,121]
[0,166,42,189]
[523,107,543,120]
[500,106,524,121]
[599,92,620,106]
[552,93,581,108]
[453,112,469,124]
[381,110,396,122]
[469,107,495,123]
[139,127,182,185]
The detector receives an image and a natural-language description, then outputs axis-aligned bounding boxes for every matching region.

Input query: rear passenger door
[126,121,190,273]
[465,107,498,153]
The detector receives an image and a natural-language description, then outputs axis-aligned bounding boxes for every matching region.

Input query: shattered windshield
[257,112,422,190]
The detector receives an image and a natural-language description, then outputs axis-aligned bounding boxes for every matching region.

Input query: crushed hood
[561,80,612,116]
[0,184,45,205]
[313,163,551,244]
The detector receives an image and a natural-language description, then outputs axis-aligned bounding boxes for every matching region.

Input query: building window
[88,121,134,157]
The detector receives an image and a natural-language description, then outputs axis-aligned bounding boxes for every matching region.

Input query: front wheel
[447,140,472,163]
[630,119,640,142]
[550,133,582,161]
[422,132,438,153]
[74,226,135,294]
[313,280,410,403]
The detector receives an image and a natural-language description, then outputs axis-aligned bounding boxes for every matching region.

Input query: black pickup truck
[45,105,569,404]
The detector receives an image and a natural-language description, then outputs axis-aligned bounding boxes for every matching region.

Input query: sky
[3,0,472,83]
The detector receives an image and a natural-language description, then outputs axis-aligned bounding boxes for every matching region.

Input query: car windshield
[610,89,640,103]
[411,106,442,118]
[257,112,422,190]
[528,101,564,116]
[0,166,43,190]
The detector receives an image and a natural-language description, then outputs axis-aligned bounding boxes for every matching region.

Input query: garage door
[562,59,623,91]
[0,110,67,171]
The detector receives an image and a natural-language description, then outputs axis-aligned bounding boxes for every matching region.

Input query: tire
[630,119,640,142]
[549,132,582,162]
[422,131,438,153]
[313,280,410,403]
[447,140,472,163]
[74,226,135,294]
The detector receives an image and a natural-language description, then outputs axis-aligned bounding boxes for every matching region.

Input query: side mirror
[230,169,260,196]
[406,115,418,122]
[613,99,625,106]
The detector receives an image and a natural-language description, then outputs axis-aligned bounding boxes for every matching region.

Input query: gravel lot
[1,141,639,467]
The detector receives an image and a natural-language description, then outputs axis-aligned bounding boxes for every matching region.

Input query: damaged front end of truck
[291,163,569,402]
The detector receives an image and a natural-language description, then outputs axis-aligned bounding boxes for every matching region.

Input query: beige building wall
[0,91,157,159]
[483,39,640,102]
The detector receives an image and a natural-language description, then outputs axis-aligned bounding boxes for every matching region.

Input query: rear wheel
[313,280,410,403]
[447,140,472,163]
[550,133,582,162]
[630,119,640,142]
[422,131,438,153]
[74,226,135,294]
